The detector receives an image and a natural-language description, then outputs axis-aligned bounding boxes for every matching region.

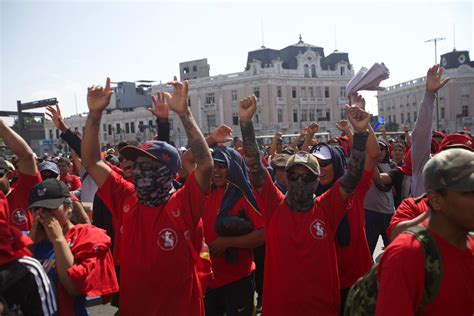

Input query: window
[309,109,315,121]
[254,87,260,98]
[315,86,321,97]
[49,129,53,139]
[148,120,154,132]
[340,66,345,76]
[340,109,346,119]
[401,113,404,123]
[301,87,307,97]
[254,113,260,124]
[462,105,469,117]
[103,124,107,133]
[301,109,308,122]
[231,90,238,101]
[55,129,60,139]
[293,109,298,122]
[325,87,330,98]
[138,121,144,132]
[277,109,283,123]
[414,112,417,122]
[340,87,346,97]
[292,87,297,98]
[188,97,191,107]
[304,64,310,77]
[131,122,135,134]
[277,86,282,98]
[309,87,314,97]
[388,115,392,123]
[407,112,411,123]
[108,124,112,135]
[206,93,215,104]
[183,67,189,74]
[232,112,239,126]
[125,122,130,134]
[311,65,316,78]
[192,65,197,72]
[208,114,216,128]
[326,110,330,120]
[440,108,445,119]
[116,123,121,134]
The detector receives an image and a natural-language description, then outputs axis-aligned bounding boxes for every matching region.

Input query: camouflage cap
[423,148,474,192]
[271,153,291,168]
[286,151,320,176]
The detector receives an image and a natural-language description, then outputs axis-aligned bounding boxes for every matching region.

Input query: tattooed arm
[164,77,213,193]
[339,104,372,201]
[239,96,267,192]
[81,78,112,188]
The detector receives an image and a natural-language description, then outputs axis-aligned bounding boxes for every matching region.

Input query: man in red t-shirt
[82,78,213,315]
[238,95,373,315]
[57,157,82,191]
[376,148,474,315]
[0,120,41,232]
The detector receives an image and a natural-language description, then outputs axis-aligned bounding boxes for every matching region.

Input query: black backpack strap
[404,226,443,315]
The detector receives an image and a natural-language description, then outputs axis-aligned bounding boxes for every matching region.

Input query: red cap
[439,133,474,152]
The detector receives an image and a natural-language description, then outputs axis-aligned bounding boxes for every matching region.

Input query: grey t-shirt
[364,163,395,214]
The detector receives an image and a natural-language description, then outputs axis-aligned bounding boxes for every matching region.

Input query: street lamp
[425,37,445,131]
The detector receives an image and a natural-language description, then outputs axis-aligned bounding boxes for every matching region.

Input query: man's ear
[427,191,442,213]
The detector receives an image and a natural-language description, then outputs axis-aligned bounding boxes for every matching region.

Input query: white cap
[311,145,332,160]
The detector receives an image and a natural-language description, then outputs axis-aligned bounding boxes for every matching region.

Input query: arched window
[304,64,310,77]
[311,65,317,77]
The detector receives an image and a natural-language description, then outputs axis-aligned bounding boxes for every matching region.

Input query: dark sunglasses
[287,172,318,183]
[318,159,333,168]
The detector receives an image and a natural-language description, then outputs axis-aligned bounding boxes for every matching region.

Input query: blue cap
[119,140,181,175]
[38,161,60,176]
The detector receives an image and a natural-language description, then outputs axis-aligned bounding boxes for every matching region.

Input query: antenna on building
[334,25,338,51]
[261,19,266,49]
[453,24,456,51]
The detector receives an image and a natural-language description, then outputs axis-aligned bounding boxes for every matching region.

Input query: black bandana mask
[132,161,174,207]
[285,175,319,212]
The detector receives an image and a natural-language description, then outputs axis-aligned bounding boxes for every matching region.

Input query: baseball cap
[38,161,60,176]
[212,150,227,164]
[28,179,70,210]
[423,148,474,193]
[0,158,15,172]
[285,151,320,176]
[438,133,473,152]
[311,144,332,161]
[119,140,181,175]
[271,153,291,168]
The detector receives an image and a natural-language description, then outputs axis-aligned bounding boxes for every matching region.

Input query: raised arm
[239,96,267,191]
[81,78,113,188]
[149,91,170,143]
[269,131,282,156]
[336,119,353,143]
[339,104,372,201]
[163,77,213,193]
[46,103,83,156]
[411,65,450,196]
[0,119,37,176]
[302,122,319,152]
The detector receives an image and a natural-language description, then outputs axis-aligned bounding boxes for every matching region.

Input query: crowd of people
[0,65,473,316]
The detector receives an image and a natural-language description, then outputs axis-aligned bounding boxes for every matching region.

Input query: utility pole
[425,37,445,131]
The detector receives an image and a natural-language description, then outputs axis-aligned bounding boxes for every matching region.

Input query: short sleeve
[387,198,423,238]
[376,234,425,316]
[96,169,135,220]
[255,170,285,224]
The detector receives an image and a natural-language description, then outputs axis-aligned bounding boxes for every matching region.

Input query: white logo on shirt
[12,209,27,225]
[157,228,178,251]
[310,219,327,240]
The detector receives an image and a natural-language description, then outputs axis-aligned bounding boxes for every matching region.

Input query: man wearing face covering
[238,95,373,316]
[310,133,379,315]
[82,77,213,316]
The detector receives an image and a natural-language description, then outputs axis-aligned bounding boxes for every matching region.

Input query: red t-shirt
[203,186,264,289]
[335,170,374,289]
[97,170,207,316]
[57,224,118,316]
[60,174,82,191]
[0,191,9,222]
[387,197,429,238]
[256,171,348,316]
[7,172,41,231]
[376,231,474,316]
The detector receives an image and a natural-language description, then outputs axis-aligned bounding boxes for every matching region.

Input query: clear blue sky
[1,0,472,123]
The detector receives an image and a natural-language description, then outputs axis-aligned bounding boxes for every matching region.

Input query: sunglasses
[287,172,318,183]
[318,159,333,168]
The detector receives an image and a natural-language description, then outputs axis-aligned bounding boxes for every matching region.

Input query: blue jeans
[364,209,393,255]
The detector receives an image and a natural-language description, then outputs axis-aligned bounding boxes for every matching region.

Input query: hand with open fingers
[209,237,231,257]
[426,64,450,94]
[238,95,257,122]
[335,120,349,132]
[307,122,320,134]
[210,125,233,144]
[163,76,189,116]
[149,91,170,120]
[350,93,366,109]
[38,210,64,243]
[345,105,370,132]
[87,78,113,114]
[46,103,68,132]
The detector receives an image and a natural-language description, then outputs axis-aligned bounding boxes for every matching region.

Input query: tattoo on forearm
[340,131,368,194]
[180,113,212,167]
[240,120,266,188]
